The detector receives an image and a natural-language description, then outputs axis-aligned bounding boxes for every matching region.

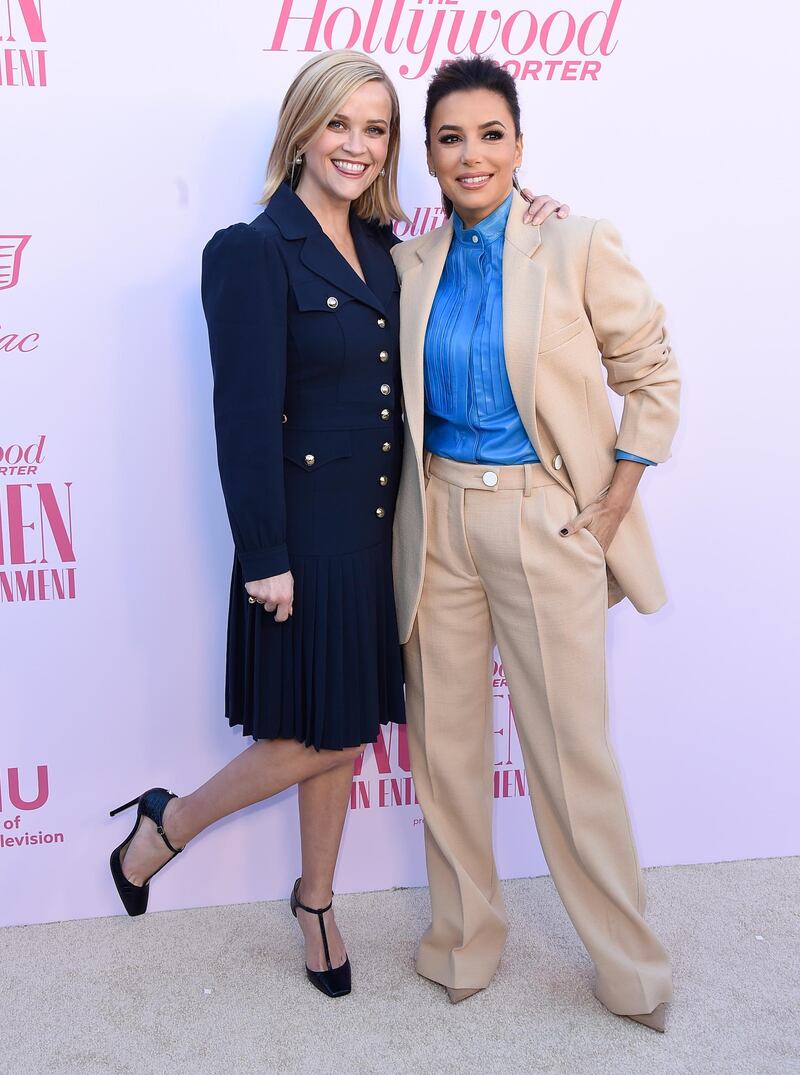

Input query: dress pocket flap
[283,429,352,469]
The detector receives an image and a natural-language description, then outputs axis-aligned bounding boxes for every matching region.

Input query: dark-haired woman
[391,57,680,1030]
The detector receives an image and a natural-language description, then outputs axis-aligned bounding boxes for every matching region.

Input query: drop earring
[290,150,303,187]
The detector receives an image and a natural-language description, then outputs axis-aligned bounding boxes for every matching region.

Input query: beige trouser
[403,453,673,1016]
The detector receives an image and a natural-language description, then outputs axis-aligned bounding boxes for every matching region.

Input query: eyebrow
[332,113,389,124]
[436,120,507,134]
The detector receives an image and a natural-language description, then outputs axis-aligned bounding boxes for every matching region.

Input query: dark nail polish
[559,528,568,536]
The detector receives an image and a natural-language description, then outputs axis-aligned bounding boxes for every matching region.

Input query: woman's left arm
[561,219,680,552]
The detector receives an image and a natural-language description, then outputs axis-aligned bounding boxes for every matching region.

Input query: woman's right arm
[201,225,292,614]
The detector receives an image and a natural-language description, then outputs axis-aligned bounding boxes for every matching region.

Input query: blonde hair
[259,50,406,226]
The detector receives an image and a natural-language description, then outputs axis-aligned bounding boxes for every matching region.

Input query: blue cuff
[615,450,656,466]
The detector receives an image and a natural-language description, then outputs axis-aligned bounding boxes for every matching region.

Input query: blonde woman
[108,50,566,998]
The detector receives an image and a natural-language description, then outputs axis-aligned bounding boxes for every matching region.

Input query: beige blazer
[390,190,680,644]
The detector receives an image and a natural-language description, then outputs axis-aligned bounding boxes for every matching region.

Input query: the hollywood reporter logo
[0,436,77,603]
[0,765,64,849]
[265,0,622,81]
[1,1,47,88]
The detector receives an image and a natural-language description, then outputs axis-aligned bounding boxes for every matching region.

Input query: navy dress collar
[262,182,393,314]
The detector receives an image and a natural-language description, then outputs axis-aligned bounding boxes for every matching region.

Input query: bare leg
[120,738,362,886]
[294,755,361,972]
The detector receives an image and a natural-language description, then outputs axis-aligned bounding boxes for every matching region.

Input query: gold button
[377,317,386,328]
[382,441,391,452]
[379,350,389,363]
[282,414,287,424]
[379,475,388,486]
[380,384,391,395]
[326,296,339,309]
[375,507,385,518]
[304,454,315,467]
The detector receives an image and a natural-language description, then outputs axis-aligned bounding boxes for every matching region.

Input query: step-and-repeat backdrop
[2,1,797,926]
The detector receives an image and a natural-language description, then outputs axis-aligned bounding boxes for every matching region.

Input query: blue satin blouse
[422,192,654,467]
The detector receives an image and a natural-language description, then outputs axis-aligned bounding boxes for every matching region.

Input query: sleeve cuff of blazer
[238,545,291,584]
[615,449,656,466]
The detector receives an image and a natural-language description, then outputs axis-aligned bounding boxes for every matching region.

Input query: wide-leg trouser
[403,454,673,1016]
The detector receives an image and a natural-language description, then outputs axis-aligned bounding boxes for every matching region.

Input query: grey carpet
[1,858,798,1075]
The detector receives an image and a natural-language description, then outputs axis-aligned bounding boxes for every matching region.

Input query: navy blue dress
[201,182,405,750]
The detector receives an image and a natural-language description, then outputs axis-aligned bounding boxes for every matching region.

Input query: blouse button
[379,350,389,363]
[326,296,339,309]
[380,384,391,396]
[471,235,479,244]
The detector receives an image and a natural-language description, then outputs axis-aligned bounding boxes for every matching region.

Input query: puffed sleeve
[202,224,290,582]
[584,219,680,464]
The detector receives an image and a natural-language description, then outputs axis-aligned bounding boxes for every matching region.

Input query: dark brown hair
[424,57,522,217]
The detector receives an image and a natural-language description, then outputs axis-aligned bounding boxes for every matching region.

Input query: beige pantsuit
[390,192,680,1015]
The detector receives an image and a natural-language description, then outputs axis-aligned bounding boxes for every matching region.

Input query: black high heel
[109,788,183,916]
[290,877,352,998]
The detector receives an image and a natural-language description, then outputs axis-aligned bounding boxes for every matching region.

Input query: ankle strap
[156,823,182,856]
[294,893,333,916]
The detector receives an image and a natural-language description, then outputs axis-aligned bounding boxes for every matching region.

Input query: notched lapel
[503,192,546,456]
[398,221,453,456]
[264,183,386,312]
[299,231,386,313]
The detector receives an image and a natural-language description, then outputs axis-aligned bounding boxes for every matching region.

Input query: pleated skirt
[224,536,406,751]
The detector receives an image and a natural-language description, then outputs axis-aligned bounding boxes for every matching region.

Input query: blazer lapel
[502,190,547,458]
[264,183,386,313]
[399,219,454,457]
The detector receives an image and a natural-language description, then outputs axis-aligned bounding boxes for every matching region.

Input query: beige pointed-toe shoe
[446,986,484,1004]
[627,1002,667,1033]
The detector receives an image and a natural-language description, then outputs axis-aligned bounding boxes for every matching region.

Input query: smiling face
[427,87,523,227]
[296,79,392,209]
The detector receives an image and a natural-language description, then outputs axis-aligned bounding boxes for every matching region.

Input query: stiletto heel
[109,787,183,917]
[290,877,351,998]
[109,796,142,817]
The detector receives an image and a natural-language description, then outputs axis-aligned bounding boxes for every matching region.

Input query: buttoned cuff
[238,545,291,583]
[615,449,656,466]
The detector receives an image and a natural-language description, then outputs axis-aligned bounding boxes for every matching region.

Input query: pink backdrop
[2,0,798,926]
